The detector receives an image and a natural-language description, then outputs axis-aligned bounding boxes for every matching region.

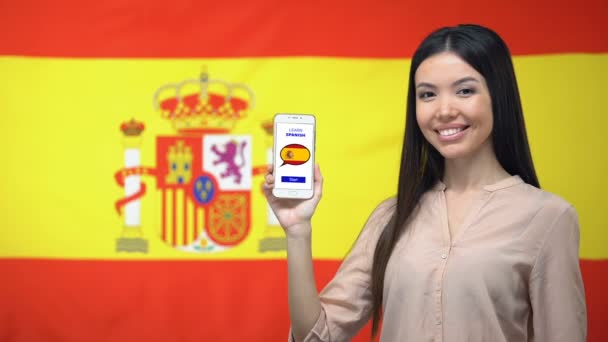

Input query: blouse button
[441,254,447,259]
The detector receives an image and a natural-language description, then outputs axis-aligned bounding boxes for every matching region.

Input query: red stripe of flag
[194,206,199,241]
[162,190,167,242]
[1,0,606,58]
[0,259,605,341]
[172,190,177,246]
[183,190,188,246]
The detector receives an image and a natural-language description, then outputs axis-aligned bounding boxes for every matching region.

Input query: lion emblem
[211,140,247,184]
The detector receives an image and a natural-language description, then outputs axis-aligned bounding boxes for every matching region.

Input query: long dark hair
[369,24,540,338]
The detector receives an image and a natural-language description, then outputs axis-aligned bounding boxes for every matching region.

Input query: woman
[263,24,587,342]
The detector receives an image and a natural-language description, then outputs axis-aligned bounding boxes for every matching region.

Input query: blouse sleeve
[288,198,395,342]
[529,205,587,341]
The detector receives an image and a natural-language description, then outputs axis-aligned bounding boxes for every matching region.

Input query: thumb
[313,163,323,199]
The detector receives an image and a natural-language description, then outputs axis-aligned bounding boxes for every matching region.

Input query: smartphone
[272,114,316,199]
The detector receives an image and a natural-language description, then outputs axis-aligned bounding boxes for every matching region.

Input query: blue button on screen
[281,176,306,183]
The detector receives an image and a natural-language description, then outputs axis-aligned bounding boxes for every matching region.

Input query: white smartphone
[272,113,316,199]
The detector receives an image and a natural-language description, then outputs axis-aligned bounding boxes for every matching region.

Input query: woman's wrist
[284,221,313,241]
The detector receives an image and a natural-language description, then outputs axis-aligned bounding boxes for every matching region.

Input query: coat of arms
[113,68,283,253]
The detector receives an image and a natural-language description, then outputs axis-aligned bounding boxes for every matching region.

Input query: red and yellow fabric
[0,1,606,341]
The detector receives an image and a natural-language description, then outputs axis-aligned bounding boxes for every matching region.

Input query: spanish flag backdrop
[0,1,606,341]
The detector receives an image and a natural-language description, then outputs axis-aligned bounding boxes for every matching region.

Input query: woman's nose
[436,96,458,120]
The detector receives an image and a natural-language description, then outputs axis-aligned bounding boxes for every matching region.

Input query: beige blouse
[289,176,587,342]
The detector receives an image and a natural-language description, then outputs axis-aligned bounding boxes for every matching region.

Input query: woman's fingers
[265,172,275,185]
[264,164,275,186]
[263,164,275,197]
[262,180,274,199]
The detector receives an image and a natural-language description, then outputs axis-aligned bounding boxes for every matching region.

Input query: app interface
[274,122,314,190]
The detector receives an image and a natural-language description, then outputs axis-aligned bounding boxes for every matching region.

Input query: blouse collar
[432,175,524,192]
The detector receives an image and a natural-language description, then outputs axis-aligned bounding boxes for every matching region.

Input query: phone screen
[274,122,315,191]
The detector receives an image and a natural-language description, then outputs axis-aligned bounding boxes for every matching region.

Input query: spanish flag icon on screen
[279,144,310,166]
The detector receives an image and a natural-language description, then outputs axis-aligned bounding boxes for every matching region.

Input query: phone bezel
[272,113,316,199]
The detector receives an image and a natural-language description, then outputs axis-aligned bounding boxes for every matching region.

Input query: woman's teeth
[439,127,464,136]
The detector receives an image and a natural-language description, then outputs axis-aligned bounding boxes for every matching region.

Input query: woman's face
[414,52,494,161]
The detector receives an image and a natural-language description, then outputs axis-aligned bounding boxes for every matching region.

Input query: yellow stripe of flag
[0,55,606,259]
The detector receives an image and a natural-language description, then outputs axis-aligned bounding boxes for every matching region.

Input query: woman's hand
[262,164,323,239]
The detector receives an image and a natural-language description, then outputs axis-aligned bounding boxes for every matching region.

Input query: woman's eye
[457,88,475,96]
[418,91,435,100]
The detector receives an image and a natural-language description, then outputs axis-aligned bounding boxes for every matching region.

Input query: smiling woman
[269,24,587,342]
[368,24,585,342]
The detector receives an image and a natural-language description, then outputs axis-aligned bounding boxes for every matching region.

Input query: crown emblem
[120,118,145,136]
[153,67,255,135]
